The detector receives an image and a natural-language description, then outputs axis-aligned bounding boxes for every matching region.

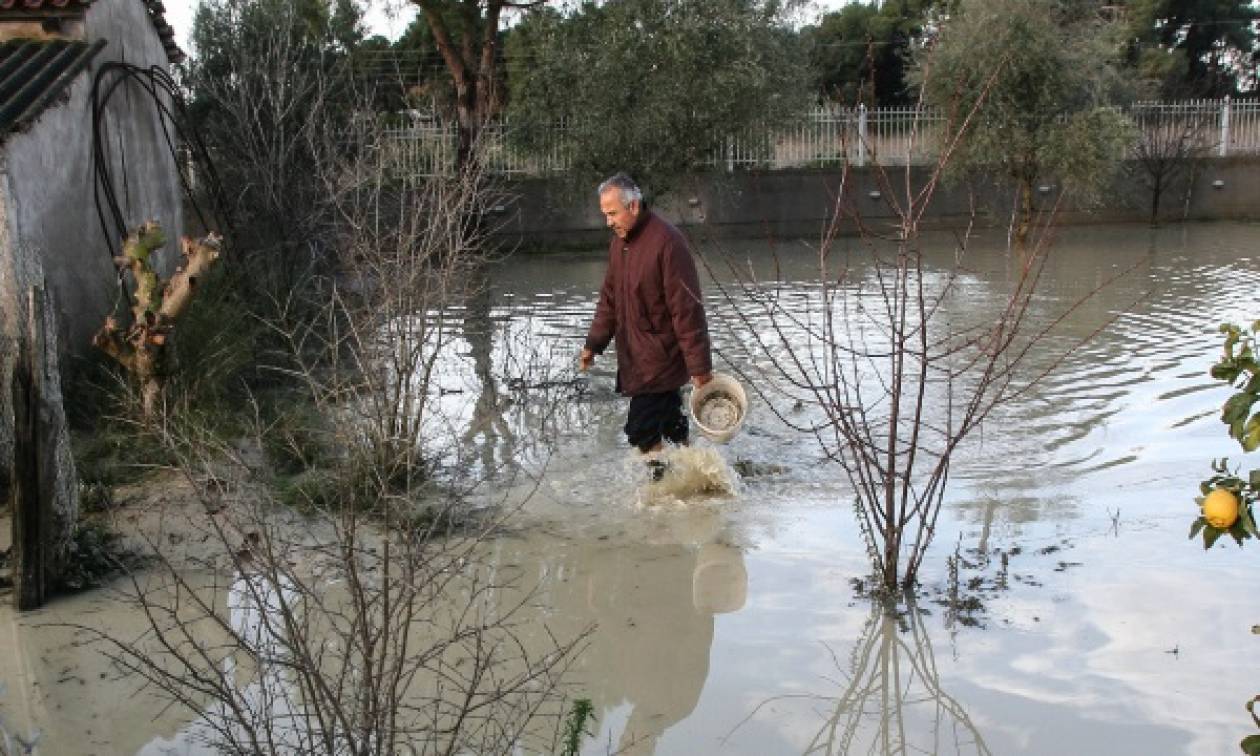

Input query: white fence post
[1220,96,1232,157]
[857,104,868,168]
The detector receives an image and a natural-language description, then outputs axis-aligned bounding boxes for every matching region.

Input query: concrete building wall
[497,158,1260,247]
[0,0,183,360]
[0,0,182,581]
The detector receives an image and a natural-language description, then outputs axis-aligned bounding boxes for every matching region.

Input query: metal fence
[384,119,574,177]
[1128,98,1260,157]
[384,98,1260,177]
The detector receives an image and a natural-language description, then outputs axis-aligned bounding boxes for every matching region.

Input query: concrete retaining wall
[494,158,1260,247]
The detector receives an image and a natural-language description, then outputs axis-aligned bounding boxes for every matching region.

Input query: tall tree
[409,0,525,171]
[806,0,939,107]
[188,0,366,285]
[1122,0,1258,97]
[506,0,808,195]
[918,0,1135,251]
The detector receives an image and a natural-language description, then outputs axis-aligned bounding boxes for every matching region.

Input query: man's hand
[579,347,595,372]
[692,372,713,389]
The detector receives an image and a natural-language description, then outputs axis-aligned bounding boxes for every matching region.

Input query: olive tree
[505,0,809,196]
[1121,0,1259,98]
[806,0,941,107]
[917,0,1134,251]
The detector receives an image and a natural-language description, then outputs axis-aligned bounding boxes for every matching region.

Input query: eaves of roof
[0,37,105,138]
[0,0,182,64]
[141,0,183,64]
[0,0,94,13]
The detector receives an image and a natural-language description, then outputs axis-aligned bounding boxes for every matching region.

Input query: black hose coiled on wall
[89,59,233,305]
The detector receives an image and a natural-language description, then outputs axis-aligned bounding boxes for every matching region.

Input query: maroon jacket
[585,210,713,396]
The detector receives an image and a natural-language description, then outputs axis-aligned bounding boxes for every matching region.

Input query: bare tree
[187,0,347,294]
[1128,100,1217,225]
[283,136,483,491]
[706,75,1137,593]
[77,430,583,755]
[69,98,590,755]
[48,0,604,747]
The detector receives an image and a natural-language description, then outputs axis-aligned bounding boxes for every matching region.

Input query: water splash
[633,445,741,508]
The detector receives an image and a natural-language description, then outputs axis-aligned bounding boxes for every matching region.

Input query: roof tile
[0,1,95,10]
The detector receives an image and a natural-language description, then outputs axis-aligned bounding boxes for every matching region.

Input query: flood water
[5,221,1260,755]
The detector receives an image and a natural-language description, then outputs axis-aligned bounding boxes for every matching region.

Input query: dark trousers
[624,390,688,452]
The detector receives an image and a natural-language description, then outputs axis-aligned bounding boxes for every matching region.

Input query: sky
[164,1,420,56]
[163,0,842,58]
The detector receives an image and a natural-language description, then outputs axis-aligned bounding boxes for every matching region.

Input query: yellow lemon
[1202,488,1241,529]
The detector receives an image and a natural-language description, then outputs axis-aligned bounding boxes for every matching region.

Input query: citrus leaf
[1241,505,1259,539]
[1204,526,1224,549]
[1233,419,1248,442]
[1241,734,1260,756]
[1245,416,1260,452]
[1229,522,1246,546]
[1189,517,1206,540]
[1249,469,1260,489]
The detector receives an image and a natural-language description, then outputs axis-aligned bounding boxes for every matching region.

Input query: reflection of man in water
[560,540,747,754]
[219,569,302,749]
[579,174,713,463]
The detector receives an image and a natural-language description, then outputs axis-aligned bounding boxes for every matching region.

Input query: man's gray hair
[597,173,642,206]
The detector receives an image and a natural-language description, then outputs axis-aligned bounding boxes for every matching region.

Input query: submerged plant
[57,519,147,593]
[559,698,595,756]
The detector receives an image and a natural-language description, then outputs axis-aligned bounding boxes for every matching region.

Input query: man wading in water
[579,173,713,479]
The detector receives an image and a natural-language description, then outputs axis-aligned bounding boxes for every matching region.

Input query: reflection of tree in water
[804,604,990,756]
[453,265,620,478]
[461,265,516,474]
